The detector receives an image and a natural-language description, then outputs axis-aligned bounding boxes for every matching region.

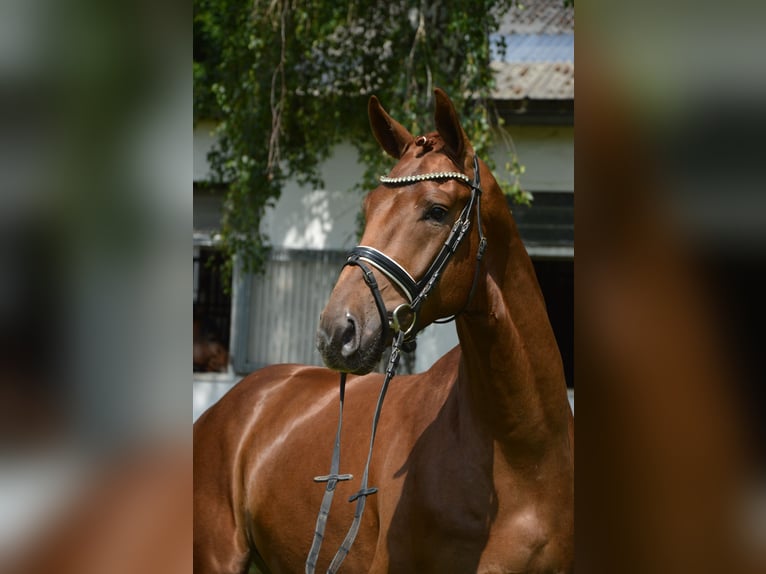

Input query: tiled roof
[497,0,574,35]
[491,0,574,101]
[492,61,574,100]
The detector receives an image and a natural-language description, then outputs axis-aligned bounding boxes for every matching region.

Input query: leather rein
[305,155,487,573]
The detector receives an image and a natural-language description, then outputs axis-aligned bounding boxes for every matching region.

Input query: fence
[230,249,421,375]
[231,249,347,373]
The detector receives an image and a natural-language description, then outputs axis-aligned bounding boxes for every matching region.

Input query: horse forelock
[381,131,469,182]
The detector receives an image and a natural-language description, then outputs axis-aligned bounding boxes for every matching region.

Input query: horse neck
[455,200,570,455]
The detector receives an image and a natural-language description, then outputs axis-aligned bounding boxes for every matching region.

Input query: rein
[306,155,486,573]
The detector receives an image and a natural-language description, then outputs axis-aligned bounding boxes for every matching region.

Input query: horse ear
[368,95,413,159]
[433,88,468,164]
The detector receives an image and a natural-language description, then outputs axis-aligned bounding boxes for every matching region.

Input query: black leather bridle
[306,155,487,573]
[346,154,487,340]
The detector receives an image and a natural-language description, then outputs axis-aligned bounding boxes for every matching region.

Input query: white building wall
[489,126,574,193]
[260,143,364,251]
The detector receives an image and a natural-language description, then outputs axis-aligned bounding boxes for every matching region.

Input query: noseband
[306,155,487,574]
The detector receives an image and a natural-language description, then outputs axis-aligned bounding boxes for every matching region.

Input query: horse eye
[425,206,448,222]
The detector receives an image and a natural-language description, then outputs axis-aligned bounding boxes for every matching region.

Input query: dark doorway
[532,258,573,389]
[193,247,231,372]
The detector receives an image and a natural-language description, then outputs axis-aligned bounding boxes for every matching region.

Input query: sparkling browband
[379,171,472,185]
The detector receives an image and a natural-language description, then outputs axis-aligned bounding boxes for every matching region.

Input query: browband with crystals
[379,171,472,185]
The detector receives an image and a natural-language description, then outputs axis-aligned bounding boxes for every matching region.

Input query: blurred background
[0,0,764,573]
[0,0,190,572]
[576,1,766,572]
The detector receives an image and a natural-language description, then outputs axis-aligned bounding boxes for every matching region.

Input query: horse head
[317,89,492,374]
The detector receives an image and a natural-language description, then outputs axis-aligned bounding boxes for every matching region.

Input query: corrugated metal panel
[236,249,419,375]
[492,61,574,100]
[246,250,346,367]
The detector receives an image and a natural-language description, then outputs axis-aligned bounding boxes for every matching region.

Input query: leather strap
[348,246,419,304]
[305,373,353,572]
[325,330,405,573]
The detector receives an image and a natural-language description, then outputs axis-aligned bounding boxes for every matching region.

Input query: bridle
[348,154,487,340]
[305,155,487,573]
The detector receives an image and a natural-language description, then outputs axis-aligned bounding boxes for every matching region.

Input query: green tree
[194,0,531,275]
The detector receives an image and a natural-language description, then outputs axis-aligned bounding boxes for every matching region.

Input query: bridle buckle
[390,303,416,336]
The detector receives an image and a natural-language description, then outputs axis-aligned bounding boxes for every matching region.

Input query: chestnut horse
[194,89,574,573]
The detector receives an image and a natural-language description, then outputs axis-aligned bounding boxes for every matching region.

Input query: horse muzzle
[316,309,386,375]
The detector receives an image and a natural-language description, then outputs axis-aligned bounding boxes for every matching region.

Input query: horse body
[194,89,573,573]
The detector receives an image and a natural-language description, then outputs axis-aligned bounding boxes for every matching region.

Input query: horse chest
[477,457,572,573]
[385,488,556,573]
[380,438,566,573]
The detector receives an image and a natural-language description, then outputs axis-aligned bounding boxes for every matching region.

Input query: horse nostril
[341,314,359,357]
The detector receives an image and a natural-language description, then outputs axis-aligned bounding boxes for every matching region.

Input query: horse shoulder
[194,364,343,572]
[195,363,342,473]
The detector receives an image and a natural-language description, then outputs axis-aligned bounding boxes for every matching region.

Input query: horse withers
[194,89,574,573]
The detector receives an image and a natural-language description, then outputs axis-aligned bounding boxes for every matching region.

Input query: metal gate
[231,248,421,375]
[231,249,348,372]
